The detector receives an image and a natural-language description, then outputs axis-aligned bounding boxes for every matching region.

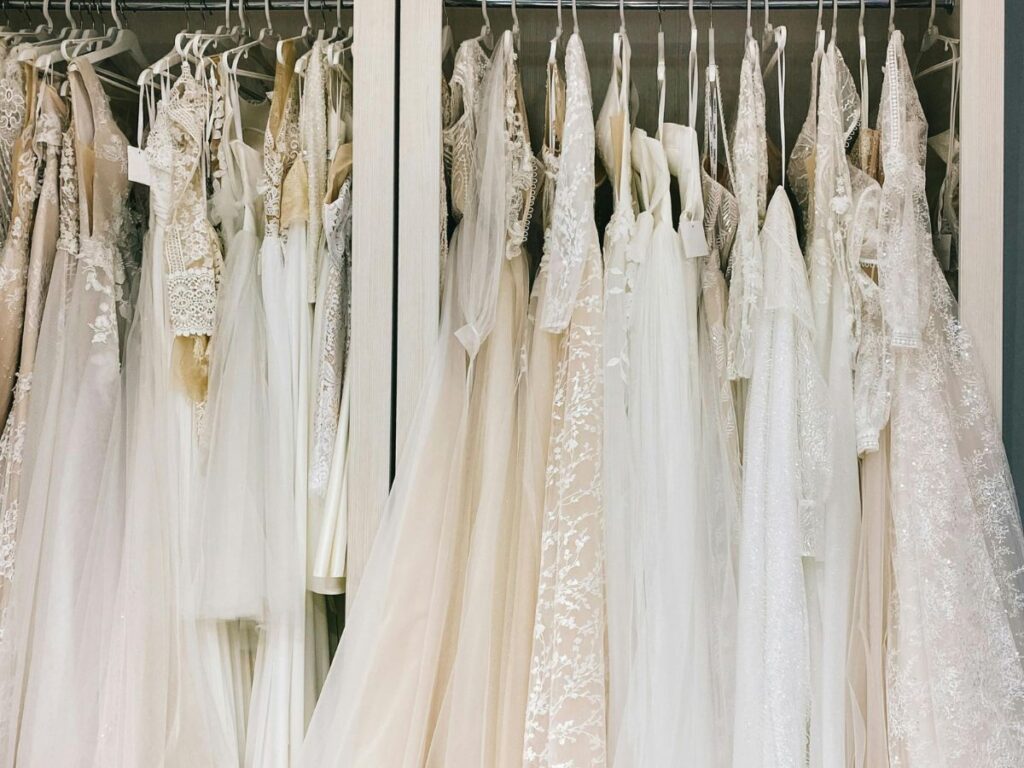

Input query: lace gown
[878,33,1024,767]
[0,51,25,246]
[0,59,135,766]
[494,44,561,768]
[595,35,637,756]
[0,67,38,426]
[299,33,534,767]
[521,33,607,768]
[310,159,353,596]
[797,43,865,768]
[0,84,65,617]
[248,40,330,768]
[732,38,833,768]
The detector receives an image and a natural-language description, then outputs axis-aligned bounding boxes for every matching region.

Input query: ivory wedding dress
[300,32,534,767]
[0,59,136,767]
[248,40,330,768]
[496,42,562,768]
[732,37,832,768]
[879,32,1024,767]
[522,33,607,768]
[799,42,864,768]
[596,34,637,757]
[699,60,742,768]
[0,84,65,616]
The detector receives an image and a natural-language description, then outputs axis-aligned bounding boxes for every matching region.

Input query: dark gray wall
[1006,3,1024,494]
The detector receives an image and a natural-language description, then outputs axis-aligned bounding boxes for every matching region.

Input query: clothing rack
[1,0,352,10]
[444,0,952,10]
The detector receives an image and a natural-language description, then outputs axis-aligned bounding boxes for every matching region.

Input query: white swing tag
[679,220,710,259]
[128,146,152,187]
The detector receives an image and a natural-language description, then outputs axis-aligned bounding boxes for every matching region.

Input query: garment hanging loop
[511,0,520,50]
[480,0,491,42]
[688,0,698,127]
[775,24,787,179]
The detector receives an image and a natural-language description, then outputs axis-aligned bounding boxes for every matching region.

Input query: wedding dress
[732,37,833,768]
[495,42,561,768]
[595,34,636,756]
[699,60,742,768]
[879,32,1024,767]
[0,50,24,245]
[299,32,534,767]
[310,149,353,596]
[0,69,39,424]
[0,59,136,766]
[522,33,607,768]
[799,42,864,768]
[0,84,65,615]
[248,40,330,768]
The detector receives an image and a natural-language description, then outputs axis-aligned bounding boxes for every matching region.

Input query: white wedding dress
[732,37,833,768]
[595,34,637,757]
[879,32,1024,767]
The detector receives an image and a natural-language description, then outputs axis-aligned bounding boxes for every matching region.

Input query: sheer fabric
[299,33,535,768]
[596,35,636,756]
[521,34,607,768]
[880,33,1024,767]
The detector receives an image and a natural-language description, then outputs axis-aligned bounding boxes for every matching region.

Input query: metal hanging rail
[1,0,351,10]
[444,0,952,10]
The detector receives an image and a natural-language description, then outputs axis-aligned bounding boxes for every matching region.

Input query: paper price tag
[128,146,152,187]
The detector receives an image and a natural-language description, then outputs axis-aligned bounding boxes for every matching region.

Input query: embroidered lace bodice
[726,39,767,381]
[147,68,223,342]
[260,42,301,239]
[444,39,491,222]
[0,52,26,244]
[310,177,353,497]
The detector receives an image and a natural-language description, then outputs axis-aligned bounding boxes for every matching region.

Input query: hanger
[815,0,826,52]
[618,0,627,38]
[276,0,316,65]
[549,0,562,63]
[511,0,520,52]
[858,0,869,129]
[74,0,148,72]
[761,0,772,51]
[687,0,697,128]
[773,24,788,182]
[474,0,493,50]
[656,0,666,138]
[16,0,75,62]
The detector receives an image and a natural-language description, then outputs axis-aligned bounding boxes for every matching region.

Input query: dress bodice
[260,41,301,239]
[145,66,223,342]
[443,38,491,222]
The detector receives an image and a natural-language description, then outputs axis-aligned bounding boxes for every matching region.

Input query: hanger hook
[511,0,520,48]
[572,0,579,33]
[264,0,273,35]
[928,0,937,32]
[554,0,562,39]
[111,0,123,30]
[480,0,490,39]
[763,0,772,38]
[303,0,312,29]
[336,0,341,28]
[831,0,838,41]
[816,0,823,34]
[859,0,865,39]
[889,0,895,33]
[746,0,752,40]
[42,0,54,31]
[657,0,663,32]
[619,0,626,36]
